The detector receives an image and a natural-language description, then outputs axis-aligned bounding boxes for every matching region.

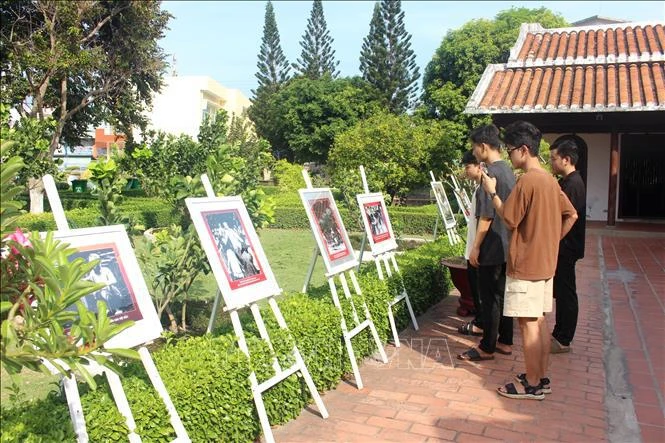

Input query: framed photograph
[356,192,397,255]
[299,188,358,275]
[50,225,162,349]
[431,181,458,229]
[186,196,280,310]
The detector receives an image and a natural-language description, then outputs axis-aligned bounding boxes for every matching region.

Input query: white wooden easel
[357,166,418,348]
[200,174,328,443]
[430,171,462,246]
[449,174,472,224]
[300,171,388,390]
[42,174,189,443]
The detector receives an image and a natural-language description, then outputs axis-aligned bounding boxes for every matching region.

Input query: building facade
[466,21,665,225]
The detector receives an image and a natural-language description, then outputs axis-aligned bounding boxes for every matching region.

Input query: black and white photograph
[204,209,265,288]
[431,181,458,229]
[309,197,349,259]
[50,225,163,349]
[71,245,141,322]
[299,189,358,275]
[356,193,398,255]
[186,196,281,309]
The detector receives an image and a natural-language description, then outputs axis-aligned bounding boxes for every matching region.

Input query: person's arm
[559,190,578,240]
[479,173,507,220]
[469,217,491,267]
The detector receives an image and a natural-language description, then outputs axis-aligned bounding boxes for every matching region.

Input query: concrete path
[270,232,664,442]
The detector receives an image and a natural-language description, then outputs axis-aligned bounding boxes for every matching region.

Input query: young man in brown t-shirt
[481,120,577,400]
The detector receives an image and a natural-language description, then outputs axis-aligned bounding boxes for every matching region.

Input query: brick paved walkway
[270,232,665,442]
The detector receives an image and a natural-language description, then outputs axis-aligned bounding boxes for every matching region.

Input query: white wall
[544,133,611,221]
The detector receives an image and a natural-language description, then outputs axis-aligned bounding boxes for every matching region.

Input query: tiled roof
[466,22,665,113]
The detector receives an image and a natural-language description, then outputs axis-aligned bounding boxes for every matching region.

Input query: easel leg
[343,333,364,390]
[387,302,400,347]
[206,290,223,334]
[62,374,89,443]
[404,290,419,331]
[105,369,141,443]
[302,247,319,293]
[138,347,190,441]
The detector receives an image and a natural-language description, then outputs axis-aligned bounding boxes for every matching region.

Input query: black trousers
[552,257,578,346]
[478,263,513,353]
[466,260,483,328]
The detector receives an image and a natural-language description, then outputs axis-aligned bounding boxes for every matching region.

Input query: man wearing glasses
[481,120,578,400]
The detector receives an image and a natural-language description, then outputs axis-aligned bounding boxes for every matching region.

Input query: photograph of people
[205,210,263,285]
[363,202,389,241]
[310,198,348,256]
[72,248,137,319]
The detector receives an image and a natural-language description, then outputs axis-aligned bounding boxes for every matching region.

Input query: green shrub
[1,239,457,442]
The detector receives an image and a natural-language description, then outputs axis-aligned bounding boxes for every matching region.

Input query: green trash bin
[72,179,88,193]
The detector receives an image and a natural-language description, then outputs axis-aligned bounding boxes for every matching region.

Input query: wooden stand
[42,174,189,443]
[300,170,388,389]
[200,174,328,443]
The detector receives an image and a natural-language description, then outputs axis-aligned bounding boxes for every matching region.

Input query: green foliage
[270,75,381,163]
[0,392,76,441]
[329,112,461,198]
[293,0,339,79]
[421,7,567,126]
[88,158,133,229]
[138,225,210,332]
[0,1,171,153]
[0,106,58,186]
[2,237,457,441]
[272,160,306,192]
[254,1,291,89]
[0,141,25,238]
[359,0,420,113]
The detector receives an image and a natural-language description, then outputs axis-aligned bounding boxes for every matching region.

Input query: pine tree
[293,0,340,79]
[249,1,291,158]
[359,0,420,113]
[253,1,290,91]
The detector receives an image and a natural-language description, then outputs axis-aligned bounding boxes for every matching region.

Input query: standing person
[457,150,483,337]
[549,136,586,353]
[480,120,577,400]
[458,125,515,361]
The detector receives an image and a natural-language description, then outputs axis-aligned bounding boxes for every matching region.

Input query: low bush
[1,239,460,442]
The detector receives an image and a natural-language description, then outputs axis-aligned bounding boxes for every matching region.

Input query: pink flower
[3,228,32,257]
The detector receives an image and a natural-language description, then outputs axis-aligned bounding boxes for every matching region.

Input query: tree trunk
[28,177,45,214]
[180,299,187,332]
[165,305,179,333]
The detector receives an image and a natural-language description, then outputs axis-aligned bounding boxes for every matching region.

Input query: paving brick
[409,423,456,440]
[456,432,502,442]
[353,403,395,419]
[366,416,412,431]
[395,409,440,426]
[332,420,381,437]
[375,428,428,442]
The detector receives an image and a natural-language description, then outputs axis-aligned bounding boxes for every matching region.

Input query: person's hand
[481,170,497,195]
[469,245,480,268]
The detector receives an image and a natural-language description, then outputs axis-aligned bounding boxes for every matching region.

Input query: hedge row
[1,239,461,442]
[16,201,441,236]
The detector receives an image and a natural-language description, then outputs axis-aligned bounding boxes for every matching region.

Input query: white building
[146,75,251,139]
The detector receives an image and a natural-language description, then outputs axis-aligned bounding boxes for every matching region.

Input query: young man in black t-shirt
[458,125,516,361]
[549,136,587,353]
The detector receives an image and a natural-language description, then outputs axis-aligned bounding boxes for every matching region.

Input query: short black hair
[550,135,579,165]
[461,150,478,165]
[503,120,542,156]
[469,124,501,149]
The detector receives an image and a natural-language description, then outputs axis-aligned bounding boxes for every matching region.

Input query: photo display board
[186,196,281,309]
[431,181,458,229]
[356,192,398,255]
[50,225,162,349]
[299,188,358,275]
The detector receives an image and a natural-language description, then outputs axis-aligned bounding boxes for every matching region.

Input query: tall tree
[1,0,170,212]
[249,1,291,158]
[0,0,171,155]
[293,0,339,79]
[421,7,567,123]
[359,0,420,114]
[253,1,291,91]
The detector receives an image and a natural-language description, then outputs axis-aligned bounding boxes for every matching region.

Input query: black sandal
[497,379,545,400]
[457,321,483,336]
[515,373,552,394]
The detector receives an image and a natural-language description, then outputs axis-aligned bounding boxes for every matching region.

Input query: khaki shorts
[503,276,553,318]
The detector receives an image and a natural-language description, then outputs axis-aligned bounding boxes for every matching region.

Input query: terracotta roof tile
[466,22,665,113]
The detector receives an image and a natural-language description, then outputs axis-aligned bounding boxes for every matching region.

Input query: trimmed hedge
[1,239,461,442]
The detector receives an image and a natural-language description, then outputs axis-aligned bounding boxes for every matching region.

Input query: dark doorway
[619,134,665,219]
